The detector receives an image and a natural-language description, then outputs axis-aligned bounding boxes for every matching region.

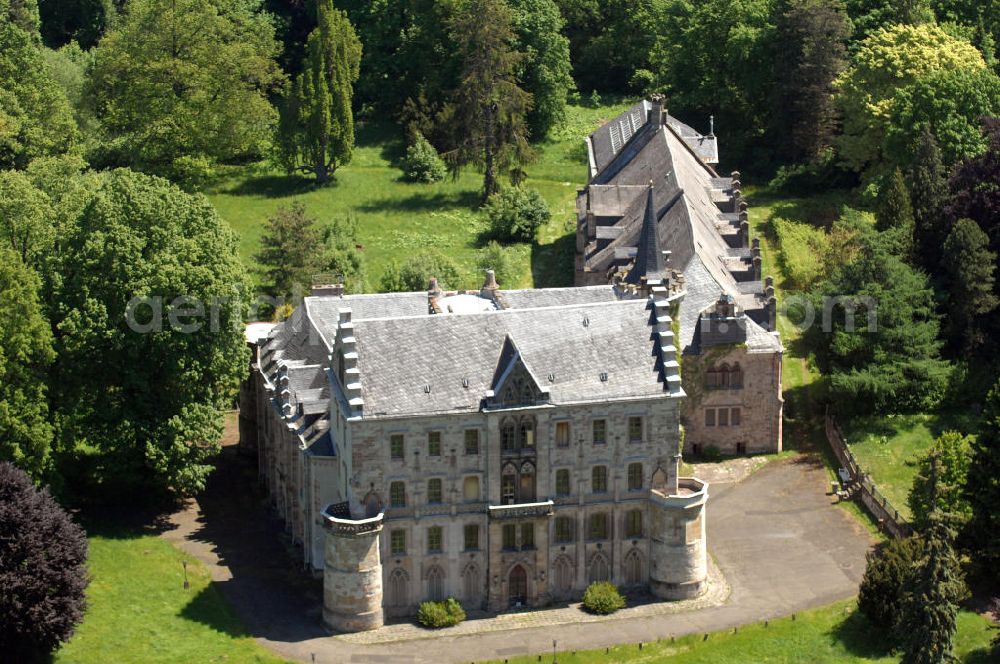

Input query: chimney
[649,94,667,127]
[480,269,499,299]
[428,277,443,313]
[311,273,344,297]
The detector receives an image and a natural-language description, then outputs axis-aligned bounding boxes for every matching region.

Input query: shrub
[582,581,625,615]
[0,463,89,661]
[476,241,518,289]
[857,536,924,639]
[484,187,550,243]
[402,132,446,183]
[416,597,466,628]
[168,154,216,192]
[380,249,463,292]
[701,444,723,462]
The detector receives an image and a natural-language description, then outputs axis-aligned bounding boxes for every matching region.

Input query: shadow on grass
[356,120,406,164]
[357,188,479,213]
[828,609,893,659]
[223,174,322,198]
[530,231,575,288]
[178,585,250,639]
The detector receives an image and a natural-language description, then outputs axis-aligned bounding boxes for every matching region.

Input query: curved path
[164,452,874,663]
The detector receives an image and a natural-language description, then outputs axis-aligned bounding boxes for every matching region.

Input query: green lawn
[56,531,287,664]
[206,100,633,290]
[482,599,997,663]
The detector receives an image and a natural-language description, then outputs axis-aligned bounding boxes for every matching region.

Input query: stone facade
[574,98,783,456]
[245,280,710,631]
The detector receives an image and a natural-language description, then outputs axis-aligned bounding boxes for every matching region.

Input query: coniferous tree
[909,127,951,272]
[446,0,534,202]
[941,218,998,352]
[256,203,324,299]
[772,0,851,163]
[966,378,1000,581]
[908,432,973,532]
[898,506,967,664]
[277,0,361,184]
[858,536,926,636]
[876,168,915,237]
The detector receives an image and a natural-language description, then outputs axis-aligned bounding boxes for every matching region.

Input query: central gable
[488,336,549,409]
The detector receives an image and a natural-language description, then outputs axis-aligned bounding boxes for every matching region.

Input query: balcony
[322,504,383,536]
[650,477,708,510]
[488,500,554,520]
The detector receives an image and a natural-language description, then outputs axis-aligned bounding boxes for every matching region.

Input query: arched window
[588,552,610,583]
[501,418,517,452]
[519,417,535,449]
[426,565,445,601]
[705,366,720,389]
[623,549,644,585]
[589,512,609,540]
[719,363,731,388]
[519,461,536,502]
[730,363,743,388]
[364,491,381,518]
[501,464,517,505]
[651,467,667,491]
[462,563,481,604]
[553,555,575,593]
[463,476,480,501]
[592,466,608,493]
[388,568,409,607]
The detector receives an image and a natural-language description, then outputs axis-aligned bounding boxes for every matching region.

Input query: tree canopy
[87,0,283,174]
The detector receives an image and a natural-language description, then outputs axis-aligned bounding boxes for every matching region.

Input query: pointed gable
[625,183,666,285]
[488,335,549,408]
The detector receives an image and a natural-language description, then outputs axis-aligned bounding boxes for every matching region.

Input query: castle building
[245,275,709,631]
[575,98,784,455]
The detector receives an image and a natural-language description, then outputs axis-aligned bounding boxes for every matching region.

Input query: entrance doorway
[508,564,528,607]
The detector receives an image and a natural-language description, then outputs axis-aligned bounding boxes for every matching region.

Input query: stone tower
[322,505,384,632]
[648,457,709,600]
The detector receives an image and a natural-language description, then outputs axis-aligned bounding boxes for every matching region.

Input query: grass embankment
[56,530,286,664]
[483,599,996,663]
[207,101,632,290]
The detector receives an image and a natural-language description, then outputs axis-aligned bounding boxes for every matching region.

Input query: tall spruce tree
[446,0,534,202]
[277,0,361,184]
[941,218,998,352]
[772,0,851,163]
[898,506,967,664]
[877,168,916,234]
[966,378,1000,581]
[909,127,951,272]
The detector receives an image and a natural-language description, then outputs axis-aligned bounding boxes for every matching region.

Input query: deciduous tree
[0,462,88,660]
[508,0,573,139]
[87,0,283,175]
[0,251,54,481]
[276,0,361,184]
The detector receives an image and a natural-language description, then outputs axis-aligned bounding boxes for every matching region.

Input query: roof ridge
[350,297,644,323]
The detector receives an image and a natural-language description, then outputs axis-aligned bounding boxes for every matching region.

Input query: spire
[626,181,665,285]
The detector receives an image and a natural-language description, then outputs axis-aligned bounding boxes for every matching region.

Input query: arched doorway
[623,549,644,585]
[508,564,528,607]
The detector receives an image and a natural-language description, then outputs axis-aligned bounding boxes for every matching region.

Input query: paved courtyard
[163,451,873,663]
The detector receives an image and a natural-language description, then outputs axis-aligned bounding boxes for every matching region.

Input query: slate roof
[587,100,718,177]
[579,102,782,357]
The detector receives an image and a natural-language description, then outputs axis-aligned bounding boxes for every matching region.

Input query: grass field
[206,100,632,290]
[483,599,996,663]
[56,529,287,664]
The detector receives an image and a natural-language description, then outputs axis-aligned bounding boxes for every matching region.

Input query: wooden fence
[824,409,914,539]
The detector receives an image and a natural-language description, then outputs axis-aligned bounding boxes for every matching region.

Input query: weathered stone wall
[323,523,384,632]
[648,484,708,600]
[681,346,782,455]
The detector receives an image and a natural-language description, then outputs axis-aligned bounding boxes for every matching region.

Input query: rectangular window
[502,523,516,550]
[501,474,516,504]
[464,524,479,550]
[628,416,643,443]
[625,510,643,538]
[555,469,571,496]
[428,431,442,456]
[555,421,570,448]
[390,481,406,507]
[705,409,716,427]
[589,513,608,540]
[627,463,643,491]
[463,476,479,501]
[521,523,534,549]
[592,419,607,445]
[427,526,443,553]
[464,429,479,455]
[592,466,608,493]
[428,478,443,504]
[390,529,406,555]
[718,408,729,427]
[390,434,404,459]
[731,407,741,426]
[555,517,574,543]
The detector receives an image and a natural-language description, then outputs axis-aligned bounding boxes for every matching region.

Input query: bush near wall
[582,581,626,615]
[416,598,466,628]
